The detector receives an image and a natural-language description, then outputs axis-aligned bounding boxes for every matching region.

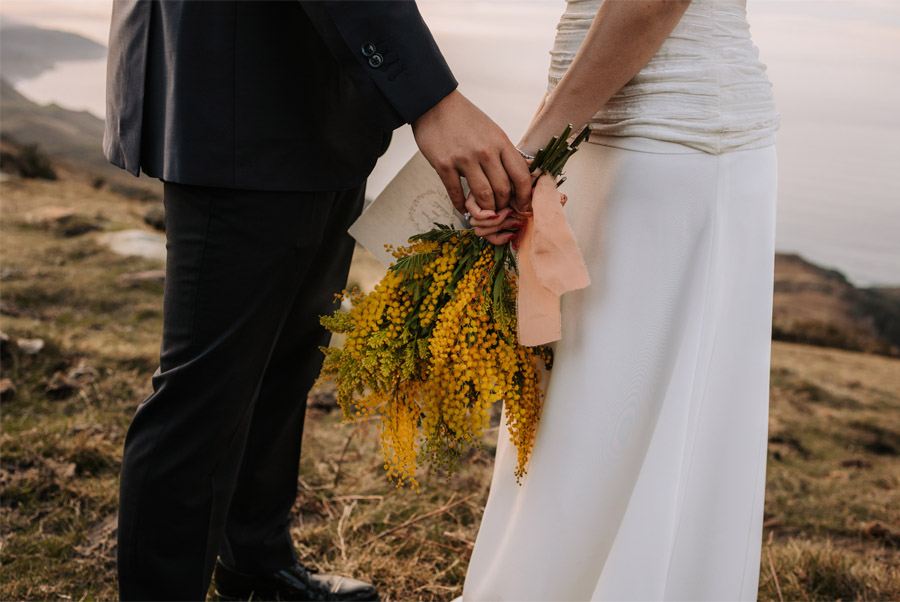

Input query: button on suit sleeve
[299,1,458,125]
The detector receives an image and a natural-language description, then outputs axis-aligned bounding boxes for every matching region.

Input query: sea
[4,0,899,287]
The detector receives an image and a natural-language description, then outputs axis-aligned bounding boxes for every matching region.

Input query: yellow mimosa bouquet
[319,125,590,488]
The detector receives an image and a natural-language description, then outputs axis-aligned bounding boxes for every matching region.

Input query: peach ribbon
[516,173,591,347]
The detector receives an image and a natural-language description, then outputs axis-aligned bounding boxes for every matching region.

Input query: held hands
[466,189,568,246]
[412,90,532,215]
[469,121,586,245]
[466,131,567,246]
[465,198,525,246]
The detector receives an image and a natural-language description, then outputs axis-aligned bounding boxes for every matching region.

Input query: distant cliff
[773,254,900,357]
[0,78,104,159]
[0,20,106,81]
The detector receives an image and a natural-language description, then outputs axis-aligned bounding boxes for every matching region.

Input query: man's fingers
[437,166,466,213]
[461,165,496,212]
[501,146,534,213]
[481,153,512,210]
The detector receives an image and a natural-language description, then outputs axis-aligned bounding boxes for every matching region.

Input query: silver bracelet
[516,147,536,161]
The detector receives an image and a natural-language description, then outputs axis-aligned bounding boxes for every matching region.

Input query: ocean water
[14,57,106,115]
[4,0,899,286]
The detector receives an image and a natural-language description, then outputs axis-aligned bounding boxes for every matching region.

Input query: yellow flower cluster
[321,227,552,489]
[320,231,551,487]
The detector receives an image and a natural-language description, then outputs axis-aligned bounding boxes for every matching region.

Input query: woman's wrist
[515,147,536,162]
[516,133,544,157]
[518,90,556,156]
[518,104,587,157]
[518,122,573,158]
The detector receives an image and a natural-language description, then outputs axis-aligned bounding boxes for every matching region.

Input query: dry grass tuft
[761,536,899,602]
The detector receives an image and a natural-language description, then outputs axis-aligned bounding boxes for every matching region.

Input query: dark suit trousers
[117,182,365,600]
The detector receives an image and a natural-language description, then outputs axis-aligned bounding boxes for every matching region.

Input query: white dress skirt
[460,135,777,601]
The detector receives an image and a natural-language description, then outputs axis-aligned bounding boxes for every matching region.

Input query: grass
[760,344,899,601]
[1,173,898,601]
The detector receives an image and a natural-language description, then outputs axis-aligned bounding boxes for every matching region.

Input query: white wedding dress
[461,1,780,600]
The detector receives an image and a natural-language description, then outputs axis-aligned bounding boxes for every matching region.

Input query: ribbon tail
[531,174,591,295]
[516,173,591,347]
[517,218,562,347]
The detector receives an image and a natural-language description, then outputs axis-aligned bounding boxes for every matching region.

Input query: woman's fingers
[472,214,521,232]
[464,194,499,221]
[473,215,524,238]
[470,215,510,230]
[469,207,512,229]
[485,231,516,245]
[466,184,565,245]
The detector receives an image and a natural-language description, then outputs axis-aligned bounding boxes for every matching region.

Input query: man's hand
[412,90,532,215]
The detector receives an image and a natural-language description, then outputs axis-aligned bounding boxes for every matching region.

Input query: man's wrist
[412,89,459,130]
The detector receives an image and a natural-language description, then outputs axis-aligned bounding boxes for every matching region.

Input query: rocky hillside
[0,79,160,200]
[773,254,900,357]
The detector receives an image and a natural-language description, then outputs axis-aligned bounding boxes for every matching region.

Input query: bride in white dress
[461,0,780,600]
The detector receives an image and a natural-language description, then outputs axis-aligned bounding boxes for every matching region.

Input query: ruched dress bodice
[548,0,780,153]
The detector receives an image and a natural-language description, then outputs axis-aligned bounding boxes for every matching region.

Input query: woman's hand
[465,195,525,245]
[466,191,568,246]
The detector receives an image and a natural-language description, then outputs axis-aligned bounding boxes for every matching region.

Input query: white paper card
[349,151,467,267]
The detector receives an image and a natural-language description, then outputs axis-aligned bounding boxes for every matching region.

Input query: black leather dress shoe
[214,558,379,602]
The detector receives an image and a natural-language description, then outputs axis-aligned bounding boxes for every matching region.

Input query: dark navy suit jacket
[103,0,458,191]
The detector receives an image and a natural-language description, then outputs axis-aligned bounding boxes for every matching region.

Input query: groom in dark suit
[104,1,532,600]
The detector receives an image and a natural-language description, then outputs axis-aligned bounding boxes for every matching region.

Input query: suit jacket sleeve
[299,0,458,127]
